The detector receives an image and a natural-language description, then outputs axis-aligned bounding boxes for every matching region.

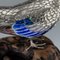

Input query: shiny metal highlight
[0,0,60,36]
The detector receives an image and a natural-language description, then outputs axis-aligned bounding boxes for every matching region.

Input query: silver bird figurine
[0,0,60,37]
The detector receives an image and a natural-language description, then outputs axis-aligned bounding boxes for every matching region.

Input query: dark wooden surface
[0,36,60,60]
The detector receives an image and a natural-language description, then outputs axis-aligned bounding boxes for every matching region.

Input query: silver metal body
[0,0,60,36]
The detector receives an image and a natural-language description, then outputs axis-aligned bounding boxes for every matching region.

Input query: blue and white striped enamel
[12,18,52,38]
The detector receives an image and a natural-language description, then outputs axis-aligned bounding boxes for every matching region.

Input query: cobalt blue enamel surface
[12,18,51,38]
[12,18,40,38]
